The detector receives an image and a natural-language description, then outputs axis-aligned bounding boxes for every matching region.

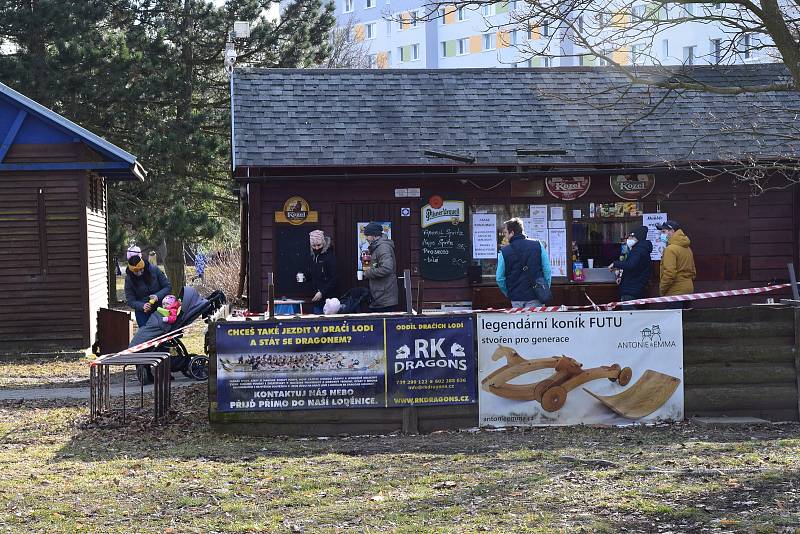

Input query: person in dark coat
[362,222,398,312]
[308,230,338,314]
[124,253,172,326]
[496,218,552,307]
[610,225,653,307]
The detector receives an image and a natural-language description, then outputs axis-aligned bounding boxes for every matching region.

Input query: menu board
[420,199,468,281]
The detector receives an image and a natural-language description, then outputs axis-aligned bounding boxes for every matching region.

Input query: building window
[368,53,377,68]
[511,30,519,44]
[412,43,420,60]
[631,4,646,19]
[438,7,446,24]
[457,7,467,21]
[741,34,751,58]
[344,0,353,12]
[385,19,392,35]
[577,15,584,33]
[662,39,669,59]
[457,37,469,55]
[399,46,406,62]
[541,20,550,37]
[411,10,421,27]
[366,0,375,8]
[685,3,694,15]
[683,45,696,65]
[711,38,721,63]
[481,4,494,16]
[631,43,646,64]
[543,56,552,67]
[365,22,376,39]
[483,32,496,51]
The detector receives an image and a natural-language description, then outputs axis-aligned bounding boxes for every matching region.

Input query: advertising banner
[216,318,386,412]
[216,317,478,412]
[478,311,683,426]
[385,316,476,407]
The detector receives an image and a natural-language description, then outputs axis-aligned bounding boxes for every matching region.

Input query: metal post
[404,269,413,314]
[267,272,276,320]
[789,263,800,301]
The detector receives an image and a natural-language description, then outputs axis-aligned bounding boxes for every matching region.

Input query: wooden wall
[0,143,108,353]
[0,171,87,350]
[247,171,797,311]
[85,175,108,348]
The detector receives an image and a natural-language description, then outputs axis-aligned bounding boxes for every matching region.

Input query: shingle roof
[232,64,798,168]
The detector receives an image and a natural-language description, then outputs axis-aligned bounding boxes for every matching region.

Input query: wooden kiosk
[211,65,800,434]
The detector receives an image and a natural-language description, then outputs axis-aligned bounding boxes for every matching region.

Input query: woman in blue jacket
[611,226,653,307]
[124,253,172,326]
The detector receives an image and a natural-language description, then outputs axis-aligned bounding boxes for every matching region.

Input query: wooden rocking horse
[481,345,633,412]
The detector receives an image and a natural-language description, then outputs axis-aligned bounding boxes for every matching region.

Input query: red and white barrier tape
[92,323,196,363]
[501,283,792,313]
[201,283,794,323]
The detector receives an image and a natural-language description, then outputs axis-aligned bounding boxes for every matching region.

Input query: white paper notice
[530,205,548,230]
[550,206,564,220]
[548,228,568,277]
[472,213,498,259]
[643,213,667,261]
[549,220,566,229]
[572,209,582,219]
[531,228,549,252]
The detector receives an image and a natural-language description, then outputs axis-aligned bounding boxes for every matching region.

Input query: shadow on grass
[30,383,798,468]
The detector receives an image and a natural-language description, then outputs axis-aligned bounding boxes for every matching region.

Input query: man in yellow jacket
[657,220,696,308]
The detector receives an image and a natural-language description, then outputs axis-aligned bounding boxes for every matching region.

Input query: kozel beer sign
[610,174,656,200]
[545,176,591,201]
[275,196,319,225]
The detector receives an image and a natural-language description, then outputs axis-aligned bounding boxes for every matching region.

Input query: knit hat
[309,230,325,246]
[363,222,383,237]
[126,245,142,260]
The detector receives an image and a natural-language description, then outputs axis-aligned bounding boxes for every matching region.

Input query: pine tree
[1,0,335,293]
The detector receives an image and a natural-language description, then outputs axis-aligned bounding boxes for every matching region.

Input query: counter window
[571,202,643,268]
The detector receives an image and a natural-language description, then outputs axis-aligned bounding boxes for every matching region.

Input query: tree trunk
[164,238,186,294]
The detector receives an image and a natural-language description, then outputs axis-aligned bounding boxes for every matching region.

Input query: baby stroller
[130,286,226,384]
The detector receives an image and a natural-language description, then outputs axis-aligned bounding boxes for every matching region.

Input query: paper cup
[587,259,594,268]
[357,270,364,281]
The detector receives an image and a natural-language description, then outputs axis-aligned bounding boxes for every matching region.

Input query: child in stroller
[129,286,226,384]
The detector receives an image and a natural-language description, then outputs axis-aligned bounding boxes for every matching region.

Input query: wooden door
[335,202,412,308]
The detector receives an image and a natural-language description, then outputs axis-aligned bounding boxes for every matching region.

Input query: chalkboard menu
[420,198,468,281]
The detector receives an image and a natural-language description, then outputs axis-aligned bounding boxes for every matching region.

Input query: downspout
[232,70,249,302]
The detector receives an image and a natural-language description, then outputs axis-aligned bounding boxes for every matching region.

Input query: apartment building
[334,0,778,68]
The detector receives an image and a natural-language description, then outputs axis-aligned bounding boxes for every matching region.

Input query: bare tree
[323,15,372,68]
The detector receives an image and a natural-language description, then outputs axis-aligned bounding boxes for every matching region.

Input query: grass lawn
[0,387,798,533]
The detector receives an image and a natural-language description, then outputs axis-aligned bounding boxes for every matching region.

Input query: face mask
[658,233,669,244]
[626,238,637,249]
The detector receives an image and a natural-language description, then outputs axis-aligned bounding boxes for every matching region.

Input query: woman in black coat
[308,230,338,314]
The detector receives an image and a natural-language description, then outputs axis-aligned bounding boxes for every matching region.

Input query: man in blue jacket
[610,225,653,307]
[496,218,552,307]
